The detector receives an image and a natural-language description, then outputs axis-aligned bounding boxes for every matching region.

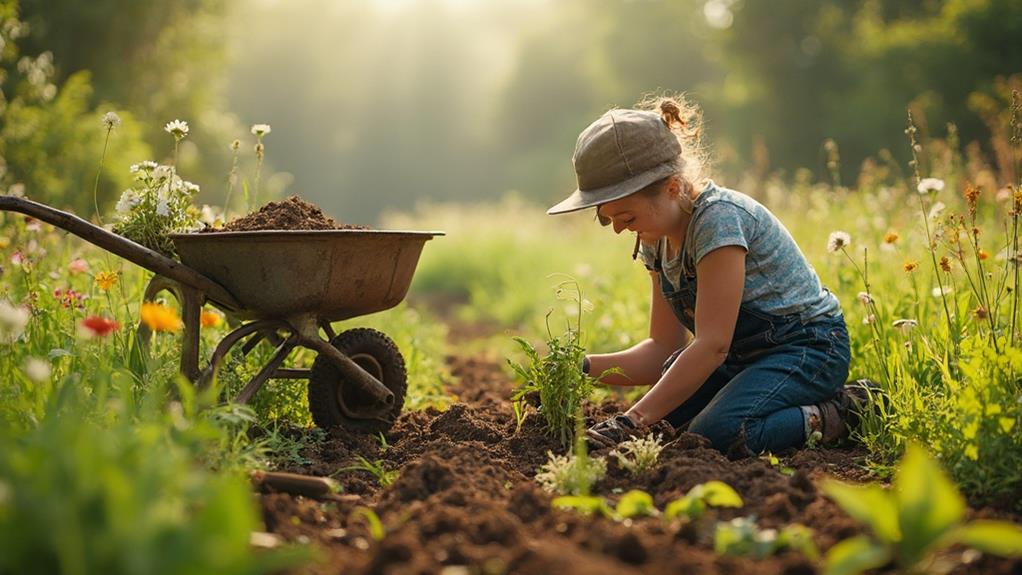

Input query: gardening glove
[585,413,642,451]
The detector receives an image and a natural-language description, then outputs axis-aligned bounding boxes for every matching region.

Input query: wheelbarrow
[0,195,443,433]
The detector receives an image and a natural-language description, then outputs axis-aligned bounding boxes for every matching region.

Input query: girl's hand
[585,413,643,450]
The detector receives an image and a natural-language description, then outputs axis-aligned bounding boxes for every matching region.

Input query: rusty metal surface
[170,230,443,321]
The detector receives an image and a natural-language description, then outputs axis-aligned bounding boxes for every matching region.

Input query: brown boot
[809,379,881,444]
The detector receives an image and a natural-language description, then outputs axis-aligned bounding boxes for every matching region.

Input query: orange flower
[200,310,223,328]
[140,302,182,333]
[883,231,899,244]
[80,316,121,337]
[904,261,919,273]
[95,271,119,291]
[978,249,989,261]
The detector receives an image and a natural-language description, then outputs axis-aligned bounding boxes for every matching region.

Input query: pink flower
[68,258,89,275]
[53,288,87,309]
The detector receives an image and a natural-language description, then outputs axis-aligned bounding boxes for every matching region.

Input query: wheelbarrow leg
[138,275,203,382]
[199,319,290,388]
[235,333,300,404]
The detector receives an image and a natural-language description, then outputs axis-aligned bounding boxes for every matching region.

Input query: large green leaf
[821,480,900,543]
[955,521,1022,558]
[824,535,892,575]
[697,481,744,508]
[615,490,657,518]
[894,444,965,565]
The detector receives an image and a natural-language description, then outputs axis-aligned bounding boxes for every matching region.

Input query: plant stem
[92,127,113,224]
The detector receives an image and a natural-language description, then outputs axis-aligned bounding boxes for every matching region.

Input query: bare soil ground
[258,351,1022,575]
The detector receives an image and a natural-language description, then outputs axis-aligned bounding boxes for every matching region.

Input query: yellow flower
[140,302,183,333]
[200,310,223,328]
[95,271,119,291]
[883,231,899,244]
[964,444,979,461]
[903,261,919,273]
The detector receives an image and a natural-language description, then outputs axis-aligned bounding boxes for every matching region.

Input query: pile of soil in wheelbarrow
[214,196,369,232]
[255,354,1022,575]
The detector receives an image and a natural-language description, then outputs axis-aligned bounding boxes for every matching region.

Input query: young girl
[548,96,869,456]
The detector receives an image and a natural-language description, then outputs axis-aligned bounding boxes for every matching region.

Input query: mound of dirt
[215,196,369,231]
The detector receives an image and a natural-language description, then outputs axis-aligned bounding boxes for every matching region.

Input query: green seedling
[340,455,399,488]
[610,433,665,476]
[508,279,599,447]
[822,443,1022,575]
[553,489,658,520]
[715,517,819,561]
[351,506,386,542]
[761,452,795,477]
[664,480,744,520]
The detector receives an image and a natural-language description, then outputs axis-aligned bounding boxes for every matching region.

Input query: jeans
[654,263,851,455]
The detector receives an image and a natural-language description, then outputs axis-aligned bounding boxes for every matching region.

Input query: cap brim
[547,162,678,215]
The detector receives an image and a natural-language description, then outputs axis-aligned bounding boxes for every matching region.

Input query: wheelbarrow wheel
[308,328,407,433]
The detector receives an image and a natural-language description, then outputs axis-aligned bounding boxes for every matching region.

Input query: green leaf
[824,535,892,575]
[822,480,900,543]
[664,495,703,520]
[894,444,965,564]
[698,480,744,508]
[352,506,385,541]
[955,521,1022,558]
[615,490,657,518]
[552,495,613,518]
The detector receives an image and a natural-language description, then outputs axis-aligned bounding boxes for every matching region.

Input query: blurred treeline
[1,0,1020,223]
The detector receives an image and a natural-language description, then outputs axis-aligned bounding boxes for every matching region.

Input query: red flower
[80,316,120,337]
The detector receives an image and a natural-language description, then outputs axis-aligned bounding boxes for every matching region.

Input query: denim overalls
[652,248,852,455]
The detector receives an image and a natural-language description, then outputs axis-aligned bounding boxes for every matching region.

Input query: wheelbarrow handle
[0,195,241,311]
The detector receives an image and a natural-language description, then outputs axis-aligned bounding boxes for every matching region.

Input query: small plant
[715,517,819,561]
[350,506,386,542]
[664,480,744,521]
[610,433,665,476]
[534,449,607,496]
[508,279,598,447]
[340,455,399,488]
[553,489,657,520]
[760,452,795,477]
[822,443,1022,575]
[112,160,200,258]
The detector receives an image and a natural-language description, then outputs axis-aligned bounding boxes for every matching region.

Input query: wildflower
[115,190,140,213]
[155,198,170,217]
[863,314,876,325]
[198,205,221,227]
[164,119,189,139]
[827,231,851,253]
[95,270,119,291]
[0,236,8,249]
[974,306,989,320]
[68,258,89,275]
[23,357,51,382]
[978,249,989,261]
[80,315,121,337]
[932,286,953,297]
[251,123,271,137]
[904,261,919,273]
[140,302,183,332]
[200,309,223,328]
[856,292,874,305]
[892,319,918,334]
[53,288,87,309]
[254,142,265,156]
[917,177,945,194]
[182,181,200,195]
[25,218,41,232]
[928,201,946,219]
[152,165,173,181]
[0,299,31,343]
[101,111,121,129]
[129,160,158,174]
[939,256,951,272]
[883,231,899,244]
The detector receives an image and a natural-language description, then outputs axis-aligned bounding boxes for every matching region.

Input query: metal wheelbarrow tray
[0,195,443,433]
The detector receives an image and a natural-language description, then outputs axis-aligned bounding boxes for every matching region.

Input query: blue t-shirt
[638,181,841,322]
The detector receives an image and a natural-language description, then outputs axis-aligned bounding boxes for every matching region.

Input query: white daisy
[917,177,945,195]
[251,123,271,137]
[164,119,190,139]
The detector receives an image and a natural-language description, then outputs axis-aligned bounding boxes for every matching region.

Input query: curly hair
[636,92,710,198]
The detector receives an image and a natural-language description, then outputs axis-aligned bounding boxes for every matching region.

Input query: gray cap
[548,108,682,215]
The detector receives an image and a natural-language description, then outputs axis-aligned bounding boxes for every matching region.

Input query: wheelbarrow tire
[308,328,407,434]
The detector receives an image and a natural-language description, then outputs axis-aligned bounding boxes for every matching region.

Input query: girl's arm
[587,272,690,387]
[627,245,746,424]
